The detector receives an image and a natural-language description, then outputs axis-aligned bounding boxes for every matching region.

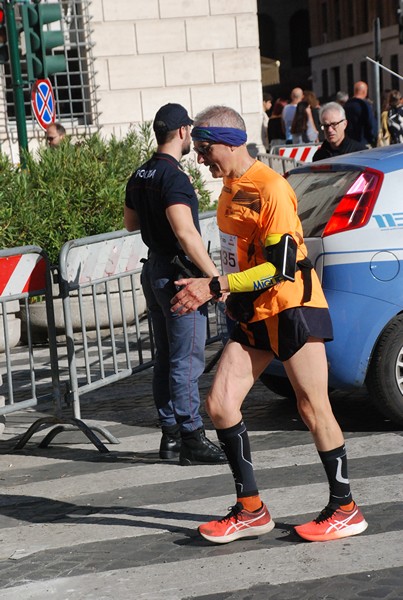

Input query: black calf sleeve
[318,444,353,506]
[217,420,258,498]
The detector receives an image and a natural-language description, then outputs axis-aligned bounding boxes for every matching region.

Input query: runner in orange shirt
[171,105,368,544]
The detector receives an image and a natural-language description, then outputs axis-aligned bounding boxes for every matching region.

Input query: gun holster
[170,254,202,279]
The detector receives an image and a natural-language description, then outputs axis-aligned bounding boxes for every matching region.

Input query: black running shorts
[229,306,333,362]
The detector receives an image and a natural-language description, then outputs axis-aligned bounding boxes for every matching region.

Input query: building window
[289,10,310,67]
[321,69,329,101]
[335,0,341,40]
[1,0,99,144]
[330,66,340,96]
[376,0,383,24]
[356,0,369,35]
[390,55,400,91]
[258,14,276,59]
[347,3,354,37]
[360,60,368,84]
[321,1,328,40]
[347,64,354,96]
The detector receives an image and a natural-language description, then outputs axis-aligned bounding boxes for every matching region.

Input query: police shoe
[159,424,181,460]
[179,428,227,466]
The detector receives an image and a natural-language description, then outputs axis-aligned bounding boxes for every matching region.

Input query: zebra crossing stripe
[1,530,402,600]
[1,433,401,502]
[0,473,401,558]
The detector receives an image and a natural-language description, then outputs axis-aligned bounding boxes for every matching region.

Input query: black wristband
[209,276,222,299]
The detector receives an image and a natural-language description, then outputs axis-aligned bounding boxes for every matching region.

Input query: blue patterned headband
[191,126,247,146]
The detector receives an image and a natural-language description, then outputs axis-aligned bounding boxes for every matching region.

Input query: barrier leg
[14,416,61,450]
[14,416,118,453]
[39,418,110,453]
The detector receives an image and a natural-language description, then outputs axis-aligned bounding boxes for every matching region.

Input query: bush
[0,125,212,264]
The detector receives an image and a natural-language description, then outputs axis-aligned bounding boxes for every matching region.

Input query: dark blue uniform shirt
[125,152,200,256]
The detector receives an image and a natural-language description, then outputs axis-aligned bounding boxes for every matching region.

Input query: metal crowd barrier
[257,152,303,174]
[0,214,222,452]
[268,142,321,163]
[0,246,61,431]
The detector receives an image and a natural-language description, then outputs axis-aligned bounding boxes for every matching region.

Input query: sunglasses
[194,142,217,156]
[320,119,346,131]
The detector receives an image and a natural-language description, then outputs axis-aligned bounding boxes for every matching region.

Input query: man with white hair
[312,102,366,161]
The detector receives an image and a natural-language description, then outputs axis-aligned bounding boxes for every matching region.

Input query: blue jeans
[141,255,207,432]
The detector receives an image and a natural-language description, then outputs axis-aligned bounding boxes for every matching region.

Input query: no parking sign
[31,79,56,131]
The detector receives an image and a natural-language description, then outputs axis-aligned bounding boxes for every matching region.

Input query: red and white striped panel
[0,253,46,297]
[278,145,319,162]
[63,216,220,285]
[64,235,148,285]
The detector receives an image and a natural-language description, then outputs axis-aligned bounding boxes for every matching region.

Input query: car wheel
[258,373,296,400]
[366,315,403,424]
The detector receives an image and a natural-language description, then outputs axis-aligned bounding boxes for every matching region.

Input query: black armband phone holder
[264,234,297,282]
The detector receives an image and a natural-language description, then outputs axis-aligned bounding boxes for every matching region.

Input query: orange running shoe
[198,502,275,544]
[295,502,368,542]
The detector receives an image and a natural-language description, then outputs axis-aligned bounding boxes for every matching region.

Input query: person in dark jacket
[387,89,403,144]
[344,81,377,146]
[312,102,367,162]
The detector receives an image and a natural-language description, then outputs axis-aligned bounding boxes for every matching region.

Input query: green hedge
[0,124,212,264]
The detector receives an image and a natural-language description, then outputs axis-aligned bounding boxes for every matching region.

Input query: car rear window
[287,170,361,237]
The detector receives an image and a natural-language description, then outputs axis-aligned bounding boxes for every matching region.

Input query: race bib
[219,231,239,274]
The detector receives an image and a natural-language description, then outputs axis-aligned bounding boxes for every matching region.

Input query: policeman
[124,103,226,466]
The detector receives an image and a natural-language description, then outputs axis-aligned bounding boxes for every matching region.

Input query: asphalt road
[0,342,402,599]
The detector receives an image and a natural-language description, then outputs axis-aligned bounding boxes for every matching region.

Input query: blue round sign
[31,79,56,130]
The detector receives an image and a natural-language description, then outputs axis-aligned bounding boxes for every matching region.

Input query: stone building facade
[92,0,263,145]
[308,0,402,101]
[0,0,264,182]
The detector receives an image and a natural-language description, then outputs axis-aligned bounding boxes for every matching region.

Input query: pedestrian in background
[290,100,318,144]
[282,87,303,144]
[267,98,287,149]
[335,90,349,107]
[304,90,324,141]
[261,92,273,151]
[171,104,368,545]
[387,89,403,144]
[45,122,66,148]
[124,103,226,466]
[378,90,391,147]
[312,102,366,162]
[344,81,377,147]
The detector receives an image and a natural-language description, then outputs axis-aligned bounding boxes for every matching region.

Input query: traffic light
[399,0,403,44]
[0,6,8,64]
[21,0,66,81]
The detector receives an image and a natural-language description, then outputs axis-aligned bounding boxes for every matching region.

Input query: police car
[261,144,403,424]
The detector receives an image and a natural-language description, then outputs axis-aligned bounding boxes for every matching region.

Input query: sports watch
[209,276,222,299]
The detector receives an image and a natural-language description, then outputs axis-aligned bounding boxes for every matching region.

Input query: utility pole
[373,17,381,135]
[4,0,28,157]
[2,0,66,161]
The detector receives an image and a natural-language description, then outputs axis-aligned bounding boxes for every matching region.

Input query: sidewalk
[0,341,227,452]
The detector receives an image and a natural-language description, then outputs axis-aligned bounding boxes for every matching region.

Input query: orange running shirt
[217,160,328,321]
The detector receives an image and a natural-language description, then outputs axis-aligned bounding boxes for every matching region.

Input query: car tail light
[323,168,383,237]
